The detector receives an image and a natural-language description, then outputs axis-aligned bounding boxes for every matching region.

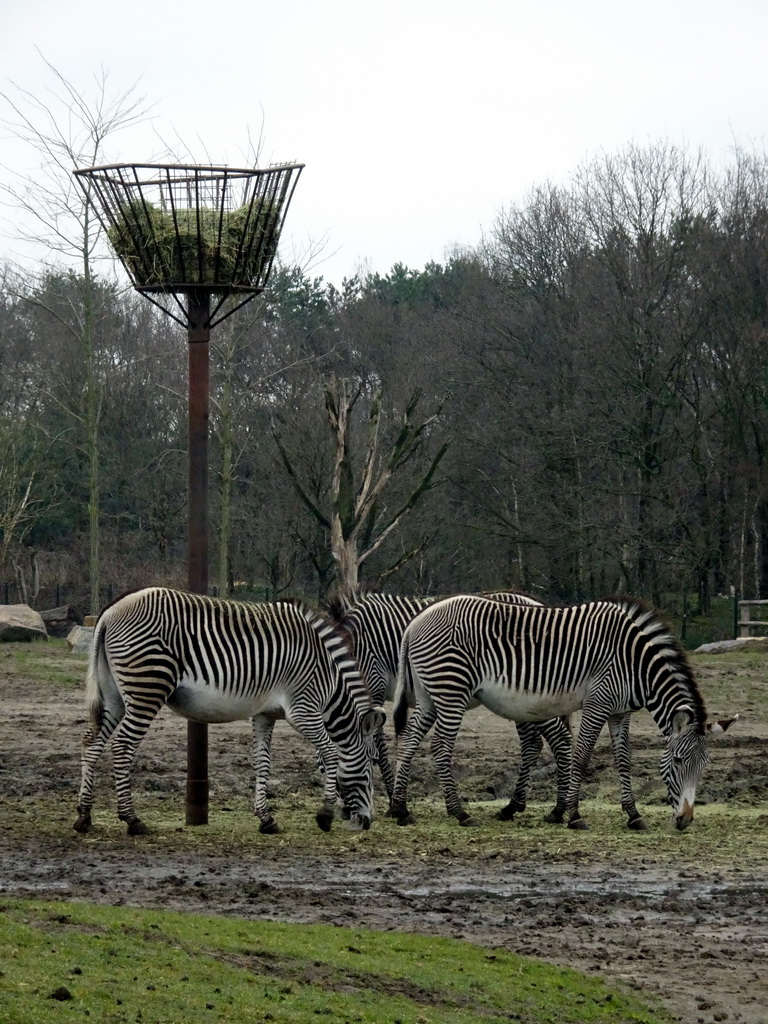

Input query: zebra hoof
[396,812,415,826]
[544,809,566,824]
[127,819,149,836]
[72,812,92,833]
[628,816,649,831]
[259,817,281,835]
[501,794,528,819]
[458,814,477,827]
[567,817,590,831]
[316,811,334,832]
[499,798,524,823]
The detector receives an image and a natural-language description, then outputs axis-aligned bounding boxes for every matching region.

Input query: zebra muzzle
[674,799,694,830]
[347,813,371,832]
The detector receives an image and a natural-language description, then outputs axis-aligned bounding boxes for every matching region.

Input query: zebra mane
[480,588,543,606]
[325,581,382,622]
[288,598,376,708]
[275,596,353,648]
[606,595,707,731]
[327,586,543,629]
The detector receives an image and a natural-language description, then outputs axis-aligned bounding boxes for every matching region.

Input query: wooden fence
[738,600,768,637]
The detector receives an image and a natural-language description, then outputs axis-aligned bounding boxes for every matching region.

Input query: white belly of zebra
[475,675,585,722]
[166,675,285,723]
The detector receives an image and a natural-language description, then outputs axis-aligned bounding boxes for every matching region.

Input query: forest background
[2,78,767,635]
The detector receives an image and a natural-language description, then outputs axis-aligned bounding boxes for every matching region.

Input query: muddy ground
[1,644,767,1024]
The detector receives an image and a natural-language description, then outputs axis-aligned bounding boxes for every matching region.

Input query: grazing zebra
[327,588,573,823]
[73,587,385,836]
[391,594,736,831]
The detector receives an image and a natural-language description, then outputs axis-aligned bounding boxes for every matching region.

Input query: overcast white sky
[3,0,767,288]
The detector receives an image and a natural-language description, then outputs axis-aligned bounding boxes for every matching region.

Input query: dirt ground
[2,644,768,1024]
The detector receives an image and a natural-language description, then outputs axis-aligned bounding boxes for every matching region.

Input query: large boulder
[0,604,47,642]
[66,625,94,654]
[40,605,84,639]
[694,636,768,655]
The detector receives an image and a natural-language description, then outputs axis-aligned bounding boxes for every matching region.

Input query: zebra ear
[707,713,739,735]
[363,707,386,735]
[671,707,695,735]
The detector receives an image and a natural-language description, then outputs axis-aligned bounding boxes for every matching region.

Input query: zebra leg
[430,709,475,826]
[566,709,605,830]
[537,716,572,824]
[497,722,542,821]
[391,703,437,825]
[314,739,342,832]
[339,730,393,819]
[375,730,396,803]
[287,708,341,832]
[251,715,280,834]
[109,698,166,835]
[73,705,123,833]
[607,712,647,830]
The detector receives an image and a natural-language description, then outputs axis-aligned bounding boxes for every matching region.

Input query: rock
[694,637,768,655]
[66,625,94,654]
[40,605,84,638]
[0,604,47,642]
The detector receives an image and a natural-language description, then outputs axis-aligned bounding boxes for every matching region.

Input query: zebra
[327,587,573,823]
[391,594,737,831]
[73,587,385,837]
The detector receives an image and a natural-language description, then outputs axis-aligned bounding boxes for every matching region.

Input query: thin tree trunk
[217,370,234,599]
[739,491,749,598]
[82,209,100,615]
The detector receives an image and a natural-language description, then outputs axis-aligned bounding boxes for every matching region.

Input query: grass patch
[0,898,673,1023]
[692,650,768,721]
[0,639,86,691]
[8,793,768,873]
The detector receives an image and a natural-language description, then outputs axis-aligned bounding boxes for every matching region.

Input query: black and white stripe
[327,588,573,823]
[392,594,715,831]
[74,587,384,836]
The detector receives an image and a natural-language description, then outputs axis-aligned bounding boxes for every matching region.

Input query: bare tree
[0,57,152,611]
[0,425,46,569]
[273,376,448,592]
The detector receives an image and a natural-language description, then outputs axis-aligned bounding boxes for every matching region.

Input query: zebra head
[660,707,711,830]
[336,706,386,831]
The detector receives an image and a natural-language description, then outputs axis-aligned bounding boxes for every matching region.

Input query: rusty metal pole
[186,289,210,825]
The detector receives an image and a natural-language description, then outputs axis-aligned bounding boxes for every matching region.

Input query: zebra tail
[393,632,413,737]
[84,618,109,734]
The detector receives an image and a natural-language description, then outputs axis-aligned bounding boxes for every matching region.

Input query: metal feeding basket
[73,162,304,327]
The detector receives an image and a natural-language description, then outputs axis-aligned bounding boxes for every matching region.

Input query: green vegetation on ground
[2,642,84,690]
[6,797,768,873]
[0,899,673,1023]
